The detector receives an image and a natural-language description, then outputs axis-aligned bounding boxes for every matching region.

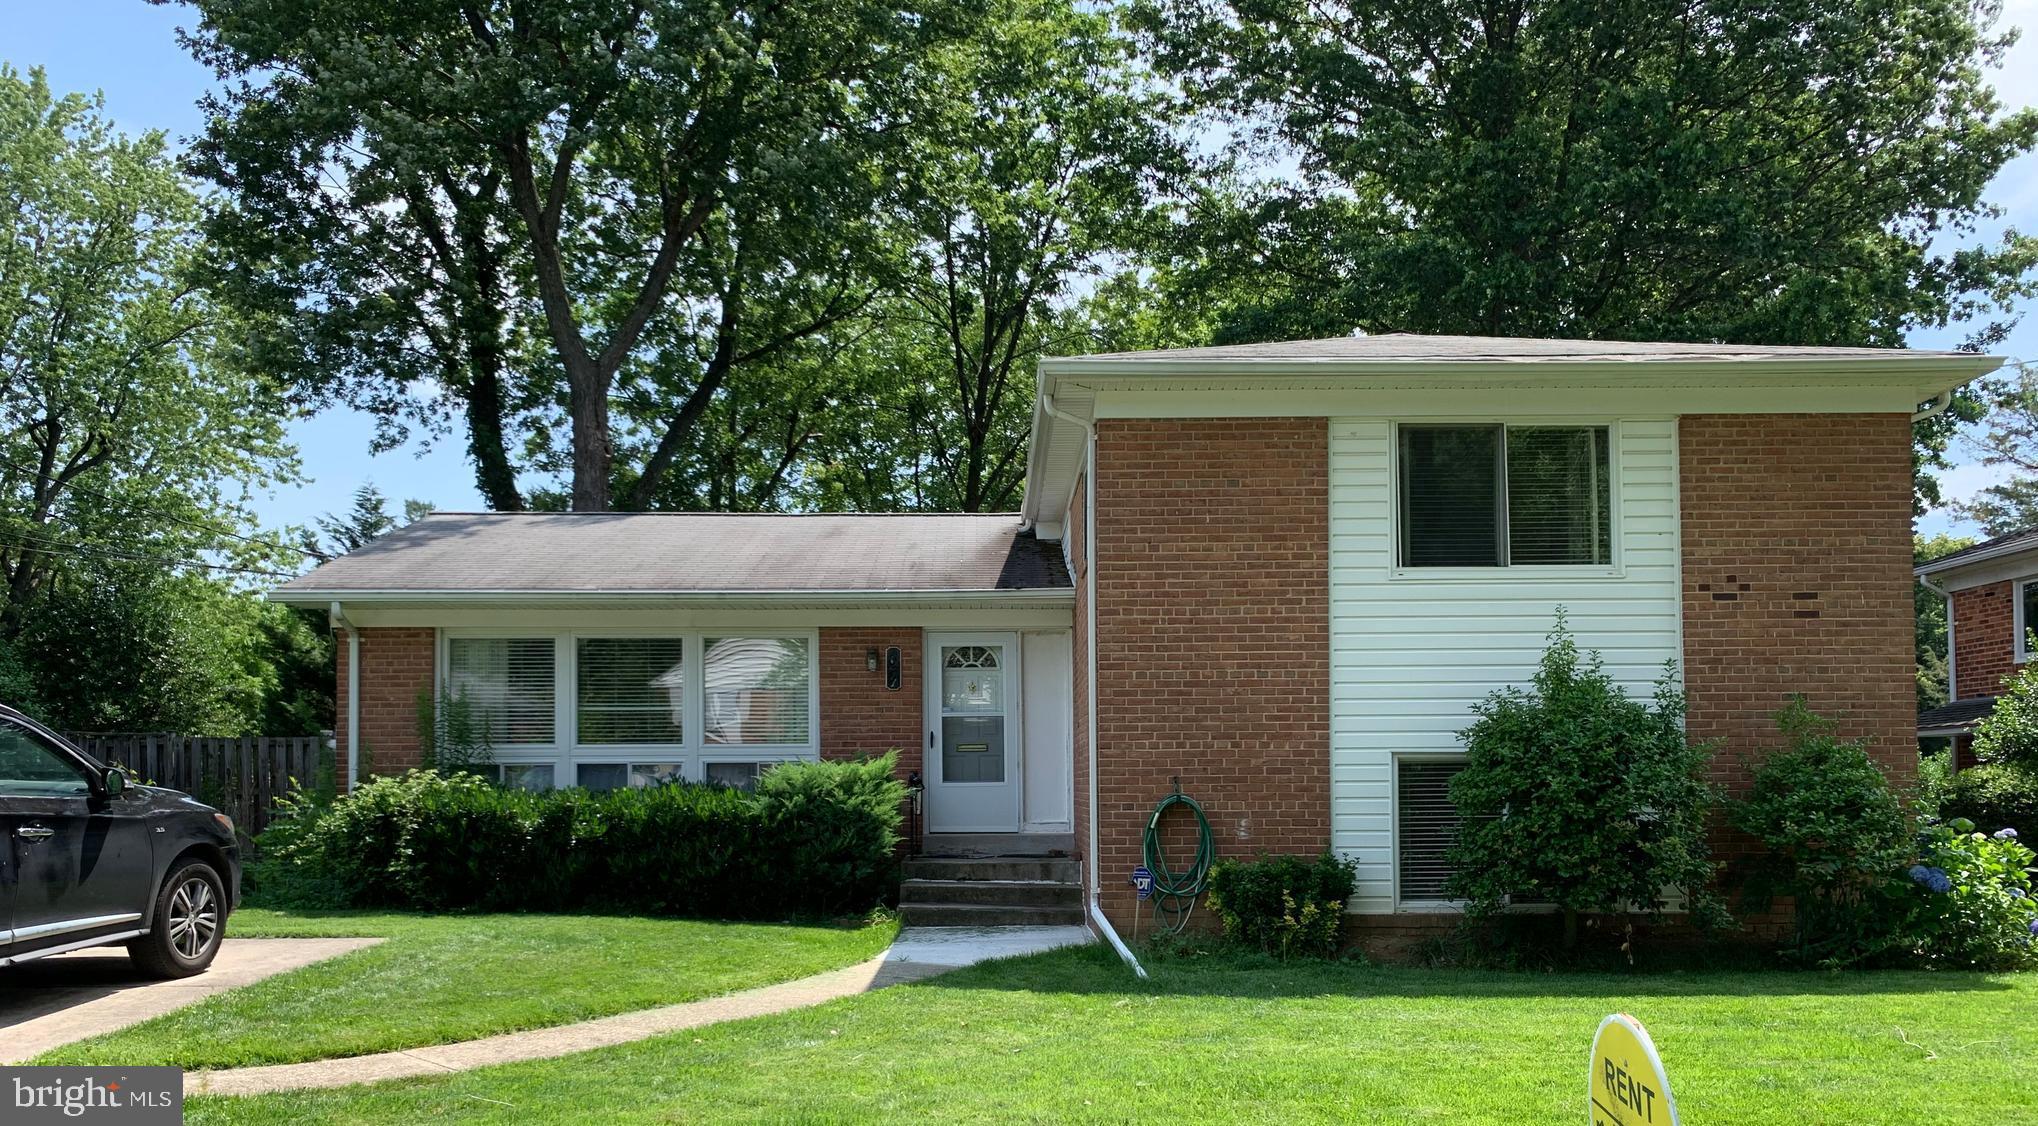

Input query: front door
[925,633,1021,833]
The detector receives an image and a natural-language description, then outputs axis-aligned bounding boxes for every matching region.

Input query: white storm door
[925,633,1021,833]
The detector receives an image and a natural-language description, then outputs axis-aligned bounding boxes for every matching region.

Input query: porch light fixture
[866,648,880,672]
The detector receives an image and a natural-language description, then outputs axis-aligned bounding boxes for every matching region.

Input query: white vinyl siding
[1331,417,1682,913]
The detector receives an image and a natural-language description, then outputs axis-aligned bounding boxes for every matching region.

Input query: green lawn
[39,908,897,1069]
[185,943,2034,1124]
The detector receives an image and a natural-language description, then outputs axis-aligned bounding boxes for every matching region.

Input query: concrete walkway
[0,938,382,1064]
[191,925,1093,1097]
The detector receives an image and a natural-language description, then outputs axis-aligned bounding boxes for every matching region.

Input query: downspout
[1918,572,1956,702]
[1912,391,1954,423]
[1038,391,1145,975]
[331,601,360,792]
[1042,395,1144,978]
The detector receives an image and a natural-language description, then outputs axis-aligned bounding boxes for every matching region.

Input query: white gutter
[331,601,360,792]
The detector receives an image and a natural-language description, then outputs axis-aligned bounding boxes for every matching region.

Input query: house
[1915,528,2038,762]
[270,334,2000,949]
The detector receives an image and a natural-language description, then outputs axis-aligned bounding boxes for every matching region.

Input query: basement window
[1396,758,1469,905]
[1398,424,1612,567]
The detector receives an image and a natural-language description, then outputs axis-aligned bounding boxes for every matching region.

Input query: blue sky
[10,0,2037,538]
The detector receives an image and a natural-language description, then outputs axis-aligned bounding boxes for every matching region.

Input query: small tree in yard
[1445,617,1728,947]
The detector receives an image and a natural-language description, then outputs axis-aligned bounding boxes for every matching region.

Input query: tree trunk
[1563,906,1580,949]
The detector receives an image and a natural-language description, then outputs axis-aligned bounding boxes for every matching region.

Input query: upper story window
[2017,580,2038,663]
[1397,424,1612,568]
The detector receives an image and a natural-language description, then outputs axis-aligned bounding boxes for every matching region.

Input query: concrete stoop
[898,856,1084,927]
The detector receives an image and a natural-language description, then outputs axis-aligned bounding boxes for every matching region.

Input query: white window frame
[2015,577,2038,665]
[1390,752,1471,913]
[1388,419,1623,581]
[437,627,821,788]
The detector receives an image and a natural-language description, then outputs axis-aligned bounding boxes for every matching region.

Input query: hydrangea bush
[1898,819,2038,971]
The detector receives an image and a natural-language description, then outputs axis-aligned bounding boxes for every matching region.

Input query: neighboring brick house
[1915,529,2038,765]
[273,333,1999,950]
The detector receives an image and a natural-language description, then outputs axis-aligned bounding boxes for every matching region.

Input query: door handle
[16,825,55,841]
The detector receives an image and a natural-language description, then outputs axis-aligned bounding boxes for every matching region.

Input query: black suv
[0,704,239,977]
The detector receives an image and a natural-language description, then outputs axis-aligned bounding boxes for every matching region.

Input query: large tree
[0,66,296,622]
[1954,362,2038,533]
[863,1,1185,512]
[176,0,979,511]
[1133,0,2038,507]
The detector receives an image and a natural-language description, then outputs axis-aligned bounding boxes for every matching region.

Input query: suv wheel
[128,861,225,979]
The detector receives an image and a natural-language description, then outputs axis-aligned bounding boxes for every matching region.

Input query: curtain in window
[445,638,555,744]
[576,638,685,744]
[703,637,811,745]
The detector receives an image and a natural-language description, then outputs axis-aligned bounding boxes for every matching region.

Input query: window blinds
[1397,760,1469,901]
[575,637,686,744]
[445,637,555,745]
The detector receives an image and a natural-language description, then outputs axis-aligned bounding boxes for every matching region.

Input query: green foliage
[1732,700,1915,966]
[1913,534,1973,710]
[414,688,495,776]
[1973,662,2038,767]
[1444,617,1726,943]
[252,755,905,919]
[1205,852,1358,959]
[1937,762,2038,842]
[1897,817,2038,971]
[1953,362,2038,534]
[1131,0,2038,510]
[1916,749,1957,815]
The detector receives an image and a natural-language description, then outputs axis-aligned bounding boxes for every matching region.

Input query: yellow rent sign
[1589,1013,1681,1126]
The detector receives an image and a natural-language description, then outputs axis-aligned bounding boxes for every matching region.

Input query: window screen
[1398,759,1469,902]
[576,638,685,744]
[1399,425,1502,566]
[1399,424,1611,567]
[445,638,555,744]
[704,637,811,746]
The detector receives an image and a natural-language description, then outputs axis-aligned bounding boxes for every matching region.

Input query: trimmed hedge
[251,754,904,919]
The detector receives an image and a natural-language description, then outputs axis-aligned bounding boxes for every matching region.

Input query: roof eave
[271,586,1077,607]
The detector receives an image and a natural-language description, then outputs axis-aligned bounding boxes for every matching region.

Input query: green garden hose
[1142,787,1215,934]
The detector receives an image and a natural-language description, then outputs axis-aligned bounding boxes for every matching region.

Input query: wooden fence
[61,732,334,837]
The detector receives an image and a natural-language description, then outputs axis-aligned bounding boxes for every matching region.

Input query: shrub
[1937,762,2038,843]
[1445,617,1727,947]
[1204,852,1358,958]
[415,687,495,775]
[1973,663,2038,768]
[1732,700,1914,967]
[1897,818,2038,971]
[251,753,904,919]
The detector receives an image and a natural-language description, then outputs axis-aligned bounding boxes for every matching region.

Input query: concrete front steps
[899,857,1084,927]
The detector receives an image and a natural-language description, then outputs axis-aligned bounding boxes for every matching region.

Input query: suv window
[0,721,92,797]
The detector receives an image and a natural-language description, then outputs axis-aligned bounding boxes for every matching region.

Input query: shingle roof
[1915,528,2038,576]
[1917,696,1998,734]
[271,513,1070,598]
[1066,333,1979,365]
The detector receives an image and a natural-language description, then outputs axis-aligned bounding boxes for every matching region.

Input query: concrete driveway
[0,937,379,1063]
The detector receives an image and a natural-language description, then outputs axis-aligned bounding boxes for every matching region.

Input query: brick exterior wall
[1679,414,1919,802]
[1089,418,1332,931]
[817,627,923,778]
[336,627,435,780]
[1950,580,2021,701]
